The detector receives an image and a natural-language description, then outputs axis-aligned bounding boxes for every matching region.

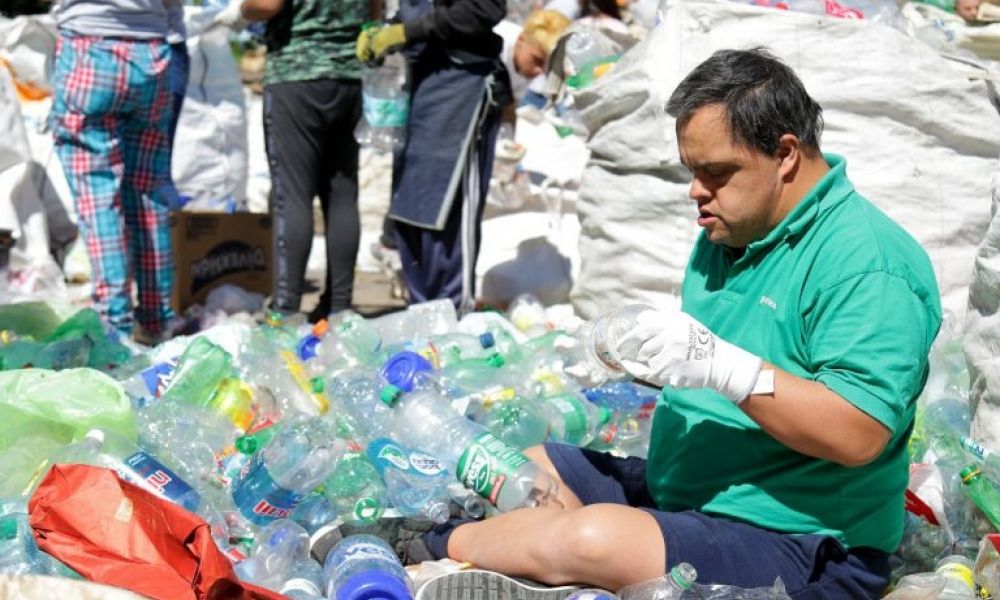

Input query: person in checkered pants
[50,0,185,344]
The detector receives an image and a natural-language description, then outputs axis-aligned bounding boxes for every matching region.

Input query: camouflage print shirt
[263,0,369,85]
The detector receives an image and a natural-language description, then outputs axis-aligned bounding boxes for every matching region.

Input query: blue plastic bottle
[323,534,413,600]
[231,415,345,526]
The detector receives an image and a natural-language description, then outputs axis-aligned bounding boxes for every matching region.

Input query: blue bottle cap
[380,351,433,392]
[478,332,495,349]
[335,570,413,600]
[297,334,321,361]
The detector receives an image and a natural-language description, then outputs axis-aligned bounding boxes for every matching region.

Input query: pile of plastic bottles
[3,295,1000,599]
[0,294,661,598]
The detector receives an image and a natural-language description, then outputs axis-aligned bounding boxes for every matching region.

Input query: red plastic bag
[28,464,284,600]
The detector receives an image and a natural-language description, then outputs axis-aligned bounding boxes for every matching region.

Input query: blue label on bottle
[122,452,199,511]
[231,453,305,526]
[139,359,178,397]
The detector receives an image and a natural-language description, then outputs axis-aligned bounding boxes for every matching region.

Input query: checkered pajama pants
[51,34,176,335]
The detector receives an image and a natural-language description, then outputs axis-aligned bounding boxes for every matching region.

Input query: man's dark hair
[665,48,824,155]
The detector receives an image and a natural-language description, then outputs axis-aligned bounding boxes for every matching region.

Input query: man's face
[677,104,785,248]
[955,0,980,21]
[513,35,547,78]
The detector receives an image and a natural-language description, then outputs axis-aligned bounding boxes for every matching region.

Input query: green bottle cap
[597,406,614,426]
[960,465,981,484]
[670,562,697,590]
[235,435,259,456]
[487,352,505,368]
[0,518,17,540]
[379,385,402,406]
[311,377,325,394]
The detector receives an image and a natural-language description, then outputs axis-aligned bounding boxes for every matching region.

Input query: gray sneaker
[415,569,586,600]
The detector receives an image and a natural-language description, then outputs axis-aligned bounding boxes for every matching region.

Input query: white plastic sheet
[171,7,249,210]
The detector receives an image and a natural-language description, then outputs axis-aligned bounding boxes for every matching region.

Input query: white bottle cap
[84,429,106,444]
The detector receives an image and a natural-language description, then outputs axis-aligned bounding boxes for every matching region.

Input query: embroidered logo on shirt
[759,295,778,310]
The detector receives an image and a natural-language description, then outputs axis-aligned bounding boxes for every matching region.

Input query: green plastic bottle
[960,465,1000,531]
[160,337,233,408]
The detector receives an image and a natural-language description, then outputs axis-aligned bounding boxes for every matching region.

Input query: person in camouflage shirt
[241,0,373,321]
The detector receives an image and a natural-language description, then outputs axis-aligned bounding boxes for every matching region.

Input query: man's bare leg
[446,503,666,591]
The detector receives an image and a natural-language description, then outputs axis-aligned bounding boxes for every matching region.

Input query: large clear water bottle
[355,50,409,153]
[383,388,560,512]
[231,415,346,526]
[367,437,452,523]
[323,534,413,600]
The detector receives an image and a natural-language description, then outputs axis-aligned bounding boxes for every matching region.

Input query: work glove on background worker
[617,307,765,404]
[356,23,407,63]
[211,0,248,30]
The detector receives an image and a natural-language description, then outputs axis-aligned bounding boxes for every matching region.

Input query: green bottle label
[376,444,410,470]
[354,497,383,522]
[456,432,529,505]
[363,95,409,129]
[549,394,588,445]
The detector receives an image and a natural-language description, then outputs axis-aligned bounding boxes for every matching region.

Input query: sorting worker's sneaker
[310,517,438,567]
[415,569,585,600]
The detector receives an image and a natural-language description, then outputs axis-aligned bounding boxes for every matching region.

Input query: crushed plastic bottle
[52,428,201,512]
[234,518,311,590]
[231,415,346,526]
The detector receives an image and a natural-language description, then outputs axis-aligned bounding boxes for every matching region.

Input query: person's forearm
[241,0,283,22]
[739,363,891,467]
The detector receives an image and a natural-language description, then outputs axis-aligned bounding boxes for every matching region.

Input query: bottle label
[354,496,384,522]
[373,440,410,471]
[456,432,529,505]
[960,436,990,462]
[280,350,329,414]
[409,451,444,476]
[139,358,179,397]
[280,578,322,597]
[549,394,588,445]
[122,452,198,509]
[362,95,409,129]
[231,453,305,526]
[935,561,975,591]
[335,540,400,575]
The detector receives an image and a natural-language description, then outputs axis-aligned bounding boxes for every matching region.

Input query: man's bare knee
[540,505,667,589]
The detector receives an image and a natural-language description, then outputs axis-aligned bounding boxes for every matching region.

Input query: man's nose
[689,177,711,201]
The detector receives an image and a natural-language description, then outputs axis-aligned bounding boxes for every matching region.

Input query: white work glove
[211,0,248,31]
[617,308,763,404]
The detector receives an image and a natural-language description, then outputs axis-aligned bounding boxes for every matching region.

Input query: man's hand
[356,23,406,63]
[617,308,763,403]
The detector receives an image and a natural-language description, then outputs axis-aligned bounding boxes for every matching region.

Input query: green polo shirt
[645,154,941,553]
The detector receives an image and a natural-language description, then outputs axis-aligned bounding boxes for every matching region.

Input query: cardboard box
[170,212,272,312]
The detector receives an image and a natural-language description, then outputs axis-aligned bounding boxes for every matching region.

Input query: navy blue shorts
[544,443,891,600]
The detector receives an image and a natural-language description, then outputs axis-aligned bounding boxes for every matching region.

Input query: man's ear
[776,134,800,181]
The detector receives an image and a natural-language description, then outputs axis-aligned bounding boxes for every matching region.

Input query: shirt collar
[742,153,854,257]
